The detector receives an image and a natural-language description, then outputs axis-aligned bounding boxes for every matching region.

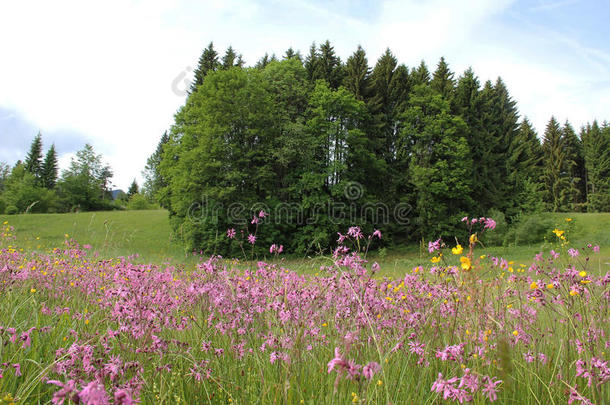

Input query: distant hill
[110,189,126,200]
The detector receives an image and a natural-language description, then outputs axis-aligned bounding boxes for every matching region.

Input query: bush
[5,205,18,215]
[126,194,155,210]
[506,214,555,245]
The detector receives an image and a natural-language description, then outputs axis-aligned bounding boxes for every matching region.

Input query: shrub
[5,205,18,215]
[126,194,155,210]
[508,214,555,245]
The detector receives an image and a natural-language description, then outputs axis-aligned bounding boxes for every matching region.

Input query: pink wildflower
[568,248,579,258]
[78,381,110,405]
[362,362,381,379]
[247,234,256,245]
[226,228,236,239]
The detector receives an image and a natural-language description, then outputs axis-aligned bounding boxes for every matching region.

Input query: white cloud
[0,0,608,189]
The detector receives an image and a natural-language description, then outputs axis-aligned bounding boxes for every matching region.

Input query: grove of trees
[145,41,610,255]
[0,135,117,214]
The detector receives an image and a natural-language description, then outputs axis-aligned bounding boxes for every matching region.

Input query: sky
[1,0,609,191]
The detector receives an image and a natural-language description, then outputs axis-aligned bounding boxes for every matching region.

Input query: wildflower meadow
[0,216,608,404]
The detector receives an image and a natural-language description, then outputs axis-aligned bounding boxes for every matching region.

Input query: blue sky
[0,0,608,190]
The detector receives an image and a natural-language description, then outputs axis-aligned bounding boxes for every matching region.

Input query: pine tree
[24,132,43,181]
[430,57,455,99]
[221,46,237,69]
[562,121,586,210]
[127,179,139,198]
[506,118,544,213]
[582,121,610,211]
[41,144,58,189]
[190,42,220,92]
[542,117,570,211]
[343,45,371,101]
[256,53,271,69]
[143,132,170,202]
[318,40,343,88]
[368,48,409,165]
[283,47,301,61]
[411,60,430,86]
[304,42,322,82]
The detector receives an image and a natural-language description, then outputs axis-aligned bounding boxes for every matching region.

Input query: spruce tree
[542,117,570,211]
[221,46,237,69]
[368,48,410,165]
[283,47,301,61]
[127,179,139,198]
[506,118,544,213]
[143,132,169,202]
[562,121,586,210]
[411,60,430,86]
[318,40,343,89]
[190,42,220,92]
[343,45,371,101]
[304,42,322,82]
[41,144,58,189]
[256,53,271,69]
[430,57,455,99]
[25,132,43,181]
[582,121,610,211]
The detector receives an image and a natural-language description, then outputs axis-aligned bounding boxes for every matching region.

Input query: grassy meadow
[0,211,608,404]
[1,210,608,276]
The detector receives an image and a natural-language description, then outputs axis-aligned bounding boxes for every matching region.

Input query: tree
[127,179,139,198]
[343,45,371,101]
[190,42,220,92]
[402,84,473,238]
[0,162,10,192]
[562,121,586,210]
[542,117,570,212]
[304,42,323,82]
[411,60,430,86]
[283,47,301,61]
[142,132,169,203]
[2,162,58,213]
[24,132,43,181]
[582,121,610,211]
[41,144,58,189]
[430,57,455,99]
[161,67,278,254]
[506,118,544,213]
[318,40,343,89]
[58,144,113,211]
[221,46,237,69]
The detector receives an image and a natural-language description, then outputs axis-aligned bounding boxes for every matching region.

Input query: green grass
[1,210,608,276]
[0,210,188,264]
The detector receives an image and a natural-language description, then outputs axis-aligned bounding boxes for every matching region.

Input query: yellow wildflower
[452,244,463,255]
[30,288,36,293]
[546,283,554,289]
[565,218,572,222]
[512,330,518,336]
[430,256,441,263]
[579,271,586,277]
[569,290,579,296]
[552,229,564,238]
[460,256,471,271]
[530,281,538,290]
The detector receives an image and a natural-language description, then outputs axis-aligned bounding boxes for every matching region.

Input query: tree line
[0,134,119,214]
[143,41,609,255]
